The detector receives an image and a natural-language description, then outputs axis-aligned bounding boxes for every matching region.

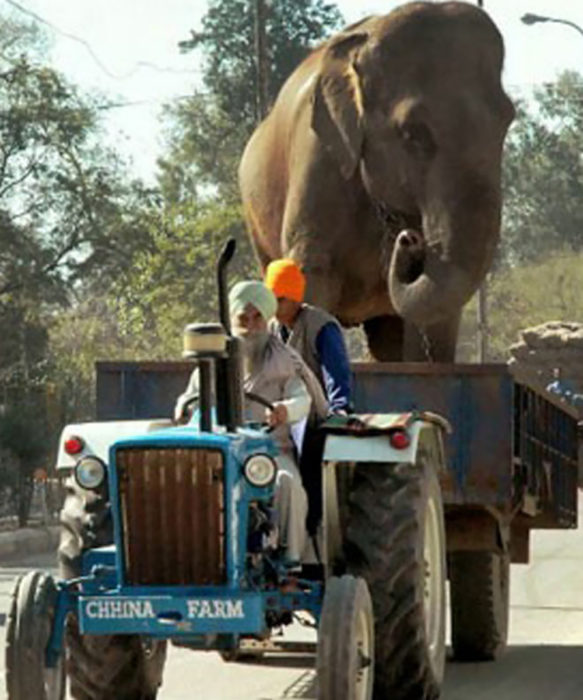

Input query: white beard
[236,331,269,378]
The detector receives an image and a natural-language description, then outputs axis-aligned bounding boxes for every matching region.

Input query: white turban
[229,281,277,321]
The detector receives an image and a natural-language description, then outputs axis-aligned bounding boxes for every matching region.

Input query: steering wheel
[245,392,274,411]
[175,393,199,425]
[177,391,277,432]
[245,392,276,432]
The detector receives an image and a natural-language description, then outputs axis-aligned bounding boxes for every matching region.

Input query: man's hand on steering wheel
[244,392,285,432]
[266,403,288,428]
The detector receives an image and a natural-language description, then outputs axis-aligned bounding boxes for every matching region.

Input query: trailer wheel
[316,575,374,700]
[58,475,167,699]
[345,459,446,700]
[449,550,510,661]
[5,570,65,700]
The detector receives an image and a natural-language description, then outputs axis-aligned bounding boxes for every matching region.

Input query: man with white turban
[175,280,327,568]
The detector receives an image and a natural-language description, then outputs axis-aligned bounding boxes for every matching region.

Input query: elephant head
[311,2,514,327]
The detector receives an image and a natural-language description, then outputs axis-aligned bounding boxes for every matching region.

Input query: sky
[8,0,583,182]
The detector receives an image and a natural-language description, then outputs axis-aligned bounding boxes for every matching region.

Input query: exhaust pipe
[215,237,244,432]
[217,237,236,334]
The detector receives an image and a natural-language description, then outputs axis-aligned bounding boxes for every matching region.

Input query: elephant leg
[363,315,404,361]
[403,313,461,362]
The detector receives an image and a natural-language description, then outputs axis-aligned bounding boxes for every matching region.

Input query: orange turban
[264,259,306,302]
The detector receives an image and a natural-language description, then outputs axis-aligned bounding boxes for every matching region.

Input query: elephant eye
[399,122,436,158]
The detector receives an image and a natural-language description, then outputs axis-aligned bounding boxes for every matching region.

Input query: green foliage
[181,0,343,121]
[0,9,159,516]
[47,296,136,420]
[502,71,583,266]
[0,59,158,300]
[0,404,47,466]
[459,251,583,361]
[160,0,344,200]
[111,200,259,359]
[0,396,50,525]
[158,96,251,204]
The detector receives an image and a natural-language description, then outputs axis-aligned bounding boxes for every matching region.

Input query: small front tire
[316,575,374,700]
[5,571,66,700]
[58,474,167,699]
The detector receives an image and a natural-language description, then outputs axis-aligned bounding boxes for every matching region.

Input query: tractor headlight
[243,454,276,488]
[75,456,106,490]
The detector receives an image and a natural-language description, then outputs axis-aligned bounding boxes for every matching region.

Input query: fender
[55,419,173,471]
[322,413,449,470]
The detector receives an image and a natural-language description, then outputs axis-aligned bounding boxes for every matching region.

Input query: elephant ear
[311,32,368,179]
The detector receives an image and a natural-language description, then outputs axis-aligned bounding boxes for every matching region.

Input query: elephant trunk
[388,180,501,327]
[388,239,478,327]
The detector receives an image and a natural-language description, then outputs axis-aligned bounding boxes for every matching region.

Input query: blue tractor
[5,240,449,700]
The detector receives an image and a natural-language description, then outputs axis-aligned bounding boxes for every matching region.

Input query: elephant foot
[393,229,426,283]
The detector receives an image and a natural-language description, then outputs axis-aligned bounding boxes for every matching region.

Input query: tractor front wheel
[5,570,66,700]
[58,474,167,699]
[316,575,374,700]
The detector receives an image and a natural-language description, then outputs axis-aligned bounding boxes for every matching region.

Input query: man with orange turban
[265,258,352,537]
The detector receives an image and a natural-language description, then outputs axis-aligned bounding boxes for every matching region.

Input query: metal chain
[419,327,434,363]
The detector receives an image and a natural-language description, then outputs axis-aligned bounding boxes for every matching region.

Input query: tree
[501,71,583,266]
[110,200,259,360]
[158,0,344,201]
[0,9,161,521]
[458,251,583,362]
[0,58,158,301]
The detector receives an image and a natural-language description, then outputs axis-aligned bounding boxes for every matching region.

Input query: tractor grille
[116,447,225,586]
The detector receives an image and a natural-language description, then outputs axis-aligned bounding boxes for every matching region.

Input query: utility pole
[254,0,269,122]
[475,0,488,363]
[477,282,488,362]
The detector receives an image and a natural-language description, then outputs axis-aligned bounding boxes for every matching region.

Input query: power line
[95,94,203,111]
[2,0,203,80]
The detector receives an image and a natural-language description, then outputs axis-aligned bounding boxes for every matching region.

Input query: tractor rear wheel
[58,475,167,699]
[344,459,446,700]
[449,550,510,661]
[5,571,65,700]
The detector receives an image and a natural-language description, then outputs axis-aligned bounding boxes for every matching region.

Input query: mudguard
[322,412,450,468]
[55,419,173,471]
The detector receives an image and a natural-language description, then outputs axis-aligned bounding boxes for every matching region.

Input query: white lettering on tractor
[187,599,244,619]
[86,600,155,619]
[84,598,245,620]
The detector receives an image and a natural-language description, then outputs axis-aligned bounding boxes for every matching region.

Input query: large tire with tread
[58,475,167,700]
[65,616,167,700]
[449,550,510,661]
[345,460,446,700]
[317,575,374,700]
[5,571,66,700]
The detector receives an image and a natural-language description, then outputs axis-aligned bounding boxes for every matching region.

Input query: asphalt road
[2,496,583,699]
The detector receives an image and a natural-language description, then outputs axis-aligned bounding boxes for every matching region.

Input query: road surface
[2,497,583,699]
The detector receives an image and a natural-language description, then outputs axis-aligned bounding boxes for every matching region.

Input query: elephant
[239,1,514,362]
